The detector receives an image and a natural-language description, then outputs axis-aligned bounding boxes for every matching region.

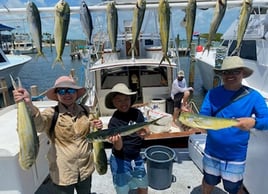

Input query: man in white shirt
[171,70,193,122]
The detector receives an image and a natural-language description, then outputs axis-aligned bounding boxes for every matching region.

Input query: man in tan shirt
[13,76,103,194]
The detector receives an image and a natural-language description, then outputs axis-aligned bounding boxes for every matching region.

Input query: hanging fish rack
[0,0,267,14]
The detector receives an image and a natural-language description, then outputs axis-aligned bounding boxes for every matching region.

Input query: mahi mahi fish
[107,2,118,52]
[231,0,252,56]
[158,0,171,65]
[128,0,146,56]
[185,0,196,55]
[10,75,39,170]
[203,0,227,54]
[26,1,45,59]
[179,112,238,130]
[91,113,107,175]
[53,0,70,69]
[86,117,164,142]
[80,1,93,45]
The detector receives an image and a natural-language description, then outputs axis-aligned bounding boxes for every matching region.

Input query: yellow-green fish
[231,0,252,56]
[107,2,118,52]
[158,0,171,65]
[26,1,45,60]
[10,75,39,170]
[128,0,146,56]
[179,112,238,130]
[53,0,70,69]
[91,113,107,175]
[203,0,227,54]
[185,0,196,55]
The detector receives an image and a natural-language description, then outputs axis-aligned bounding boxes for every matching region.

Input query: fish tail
[159,55,171,66]
[52,57,65,69]
[159,56,165,66]
[230,47,240,56]
[202,43,211,55]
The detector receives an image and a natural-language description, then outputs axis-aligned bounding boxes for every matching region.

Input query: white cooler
[188,134,207,172]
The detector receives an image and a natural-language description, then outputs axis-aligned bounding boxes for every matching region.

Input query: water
[1,46,206,109]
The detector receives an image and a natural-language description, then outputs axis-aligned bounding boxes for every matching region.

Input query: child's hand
[108,134,123,150]
[137,127,150,138]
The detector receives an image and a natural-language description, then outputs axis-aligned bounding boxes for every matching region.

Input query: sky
[0,0,241,40]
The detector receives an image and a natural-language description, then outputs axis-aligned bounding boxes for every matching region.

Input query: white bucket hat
[105,83,137,109]
[177,70,185,77]
[214,56,253,78]
[46,76,86,101]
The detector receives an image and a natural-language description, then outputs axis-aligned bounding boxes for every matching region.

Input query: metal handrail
[188,100,199,114]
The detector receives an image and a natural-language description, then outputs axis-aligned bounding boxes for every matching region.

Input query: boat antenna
[3,5,10,12]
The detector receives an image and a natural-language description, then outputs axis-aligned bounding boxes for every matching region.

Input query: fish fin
[184,48,190,56]
[52,57,65,69]
[231,47,241,56]
[35,51,47,62]
[128,47,133,56]
[159,56,165,66]
[159,55,171,66]
[202,44,211,56]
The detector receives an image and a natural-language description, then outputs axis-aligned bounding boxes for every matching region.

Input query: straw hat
[105,83,137,109]
[177,70,185,77]
[214,56,253,78]
[46,76,86,101]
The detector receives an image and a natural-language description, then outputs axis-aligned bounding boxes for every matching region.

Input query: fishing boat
[10,34,37,55]
[0,47,32,88]
[195,7,268,194]
[195,8,268,98]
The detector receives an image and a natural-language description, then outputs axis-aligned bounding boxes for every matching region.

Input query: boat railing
[188,100,199,114]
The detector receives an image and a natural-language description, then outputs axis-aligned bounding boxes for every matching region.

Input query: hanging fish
[128,0,146,56]
[231,0,253,56]
[107,2,118,53]
[10,75,39,170]
[179,112,238,130]
[26,1,45,59]
[80,1,93,45]
[203,0,227,54]
[53,0,70,69]
[158,0,171,65]
[185,0,196,55]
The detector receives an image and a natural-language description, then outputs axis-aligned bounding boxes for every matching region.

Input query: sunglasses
[220,69,242,76]
[56,88,77,95]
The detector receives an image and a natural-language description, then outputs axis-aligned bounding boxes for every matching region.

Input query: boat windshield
[100,66,168,90]
[223,40,257,61]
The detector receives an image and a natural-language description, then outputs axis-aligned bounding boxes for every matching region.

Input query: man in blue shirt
[200,56,268,194]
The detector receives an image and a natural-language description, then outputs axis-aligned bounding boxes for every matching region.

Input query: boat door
[126,39,140,57]
[129,67,141,101]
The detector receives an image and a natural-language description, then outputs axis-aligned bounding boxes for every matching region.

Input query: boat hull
[0,53,32,88]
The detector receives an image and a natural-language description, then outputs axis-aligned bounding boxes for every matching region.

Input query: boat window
[223,40,257,61]
[145,39,154,45]
[100,66,168,89]
[0,53,6,62]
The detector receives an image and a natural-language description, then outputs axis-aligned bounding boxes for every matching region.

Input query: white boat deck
[35,148,227,194]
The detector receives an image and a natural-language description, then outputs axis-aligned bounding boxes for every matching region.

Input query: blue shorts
[110,154,148,194]
[203,153,245,194]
